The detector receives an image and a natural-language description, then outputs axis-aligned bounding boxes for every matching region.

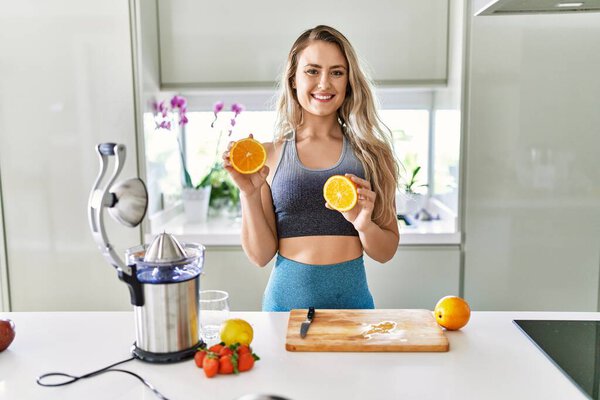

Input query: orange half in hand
[229,138,267,174]
[323,175,358,212]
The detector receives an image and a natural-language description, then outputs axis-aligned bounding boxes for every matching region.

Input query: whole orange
[434,296,471,331]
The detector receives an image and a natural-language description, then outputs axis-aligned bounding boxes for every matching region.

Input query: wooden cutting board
[285,309,449,352]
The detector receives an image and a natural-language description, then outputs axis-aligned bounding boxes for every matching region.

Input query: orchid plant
[153,96,243,206]
[198,101,244,207]
[153,95,193,186]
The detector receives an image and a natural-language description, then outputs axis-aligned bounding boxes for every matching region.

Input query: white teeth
[313,94,333,100]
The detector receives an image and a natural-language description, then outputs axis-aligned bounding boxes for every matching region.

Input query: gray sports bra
[270,133,365,238]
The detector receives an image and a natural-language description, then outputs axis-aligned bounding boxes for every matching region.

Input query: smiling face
[293,40,349,121]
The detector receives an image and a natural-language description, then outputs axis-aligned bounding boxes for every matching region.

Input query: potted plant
[153,97,242,222]
[199,162,240,216]
[201,101,243,217]
[396,165,428,218]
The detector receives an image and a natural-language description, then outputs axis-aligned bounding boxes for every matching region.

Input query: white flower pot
[182,186,211,223]
[396,191,426,217]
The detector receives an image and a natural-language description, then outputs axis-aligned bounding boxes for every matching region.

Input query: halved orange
[323,175,358,212]
[229,138,267,174]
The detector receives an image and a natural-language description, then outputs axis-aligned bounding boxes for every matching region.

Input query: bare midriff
[278,235,363,265]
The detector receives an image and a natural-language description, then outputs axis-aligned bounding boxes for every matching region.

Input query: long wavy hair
[274,25,399,226]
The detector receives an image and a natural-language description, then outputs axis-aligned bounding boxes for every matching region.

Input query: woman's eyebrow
[303,63,347,70]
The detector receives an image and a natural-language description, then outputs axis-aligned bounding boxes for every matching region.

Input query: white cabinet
[157,0,449,87]
[200,246,460,311]
[366,246,460,309]
[0,0,139,311]
[200,247,273,311]
[463,12,600,311]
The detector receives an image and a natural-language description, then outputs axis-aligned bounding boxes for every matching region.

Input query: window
[143,110,277,214]
[143,92,461,218]
[380,110,430,194]
[434,110,461,212]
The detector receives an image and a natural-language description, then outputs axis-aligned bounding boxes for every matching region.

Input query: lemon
[220,318,253,346]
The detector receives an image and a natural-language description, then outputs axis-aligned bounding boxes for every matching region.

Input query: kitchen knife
[300,307,315,338]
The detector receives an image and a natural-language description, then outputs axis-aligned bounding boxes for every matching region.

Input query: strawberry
[218,346,233,357]
[194,350,207,368]
[237,344,251,356]
[203,354,219,378]
[218,354,237,374]
[238,352,256,372]
[208,343,225,353]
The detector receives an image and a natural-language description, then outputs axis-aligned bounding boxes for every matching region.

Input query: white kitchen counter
[0,311,594,399]
[148,214,461,246]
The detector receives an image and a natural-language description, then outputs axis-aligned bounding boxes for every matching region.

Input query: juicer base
[131,340,204,363]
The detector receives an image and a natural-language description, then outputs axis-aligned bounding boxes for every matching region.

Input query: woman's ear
[291,78,296,89]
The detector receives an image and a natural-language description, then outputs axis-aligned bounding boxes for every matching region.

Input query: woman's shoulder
[262,141,275,153]
[262,137,289,157]
[262,141,284,172]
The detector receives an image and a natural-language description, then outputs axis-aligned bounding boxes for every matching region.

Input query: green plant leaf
[401,165,426,194]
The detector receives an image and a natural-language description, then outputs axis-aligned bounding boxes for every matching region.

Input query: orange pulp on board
[434,295,471,331]
[229,138,267,174]
[323,175,358,212]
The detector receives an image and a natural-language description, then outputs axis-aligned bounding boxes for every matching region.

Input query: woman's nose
[317,74,330,89]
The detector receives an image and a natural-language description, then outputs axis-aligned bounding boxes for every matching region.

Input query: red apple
[0,319,15,351]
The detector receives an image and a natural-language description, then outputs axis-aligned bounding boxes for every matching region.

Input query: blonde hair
[274,25,399,226]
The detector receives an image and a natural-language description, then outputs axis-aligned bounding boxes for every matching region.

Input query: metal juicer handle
[87,143,130,275]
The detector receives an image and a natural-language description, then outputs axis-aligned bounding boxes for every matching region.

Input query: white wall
[132,0,162,220]
[463,10,600,310]
[431,0,466,213]
[0,0,141,311]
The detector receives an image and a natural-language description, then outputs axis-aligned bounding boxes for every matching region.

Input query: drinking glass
[199,290,230,342]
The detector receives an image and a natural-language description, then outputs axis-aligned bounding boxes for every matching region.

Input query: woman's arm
[223,140,278,267]
[340,174,399,263]
[239,183,278,267]
[356,218,399,263]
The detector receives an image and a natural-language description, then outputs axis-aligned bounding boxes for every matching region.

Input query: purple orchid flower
[155,120,171,130]
[170,95,187,109]
[231,103,244,117]
[154,96,190,130]
[211,101,225,128]
[154,101,167,118]
[227,103,245,136]
[214,101,225,114]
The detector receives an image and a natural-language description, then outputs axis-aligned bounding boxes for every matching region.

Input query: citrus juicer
[88,142,204,363]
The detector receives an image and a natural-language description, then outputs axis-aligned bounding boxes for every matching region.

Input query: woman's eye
[305,69,319,75]
[331,70,344,77]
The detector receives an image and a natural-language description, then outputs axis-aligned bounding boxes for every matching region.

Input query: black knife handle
[307,307,315,321]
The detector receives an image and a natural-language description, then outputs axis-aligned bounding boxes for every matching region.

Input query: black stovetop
[514,320,600,400]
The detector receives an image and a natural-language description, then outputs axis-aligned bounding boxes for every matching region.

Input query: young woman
[223,25,399,311]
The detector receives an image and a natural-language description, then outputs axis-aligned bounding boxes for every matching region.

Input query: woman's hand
[222,135,269,197]
[328,173,375,231]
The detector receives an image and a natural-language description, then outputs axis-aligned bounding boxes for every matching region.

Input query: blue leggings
[262,254,375,312]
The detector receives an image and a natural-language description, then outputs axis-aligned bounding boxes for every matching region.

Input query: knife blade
[300,307,315,338]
